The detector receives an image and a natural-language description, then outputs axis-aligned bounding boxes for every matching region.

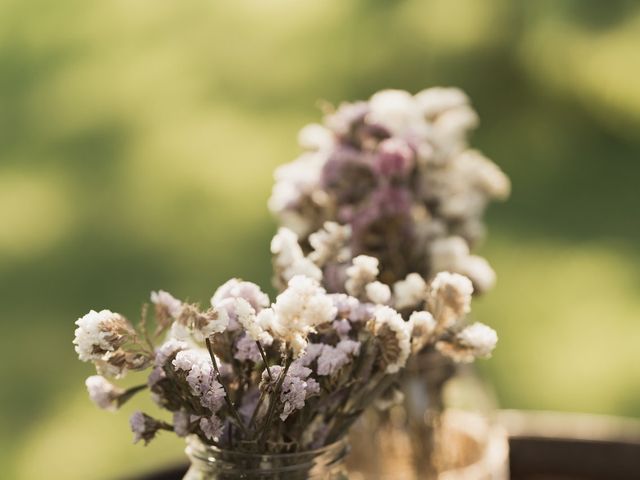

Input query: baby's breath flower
[85,375,124,411]
[233,298,273,345]
[458,323,498,358]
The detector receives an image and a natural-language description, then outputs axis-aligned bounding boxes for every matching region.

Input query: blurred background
[1,0,639,478]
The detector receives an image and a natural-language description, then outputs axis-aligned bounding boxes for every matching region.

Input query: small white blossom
[73,309,130,362]
[346,255,379,297]
[371,305,411,374]
[264,275,337,357]
[458,323,498,359]
[308,222,352,267]
[408,311,436,338]
[234,298,273,345]
[298,123,334,151]
[393,273,428,310]
[85,375,124,411]
[211,278,270,313]
[367,89,425,137]
[365,281,391,304]
[429,271,473,327]
[150,290,183,318]
[271,228,322,286]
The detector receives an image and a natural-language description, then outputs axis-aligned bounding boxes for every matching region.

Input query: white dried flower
[211,278,270,313]
[308,222,352,267]
[458,323,498,359]
[173,410,193,437]
[371,305,411,373]
[365,281,391,304]
[271,227,322,286]
[233,298,273,345]
[262,363,320,421]
[346,255,379,298]
[262,275,337,357]
[367,89,425,138]
[150,290,183,319]
[429,271,473,327]
[298,123,334,151]
[73,309,131,362]
[393,273,428,310]
[408,311,436,338]
[85,375,124,411]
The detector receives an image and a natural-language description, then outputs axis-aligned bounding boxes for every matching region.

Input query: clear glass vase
[347,350,509,480]
[183,437,350,480]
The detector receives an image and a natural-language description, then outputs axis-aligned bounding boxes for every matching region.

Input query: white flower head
[365,281,391,305]
[73,309,132,363]
[429,271,473,327]
[234,297,273,345]
[85,375,124,411]
[367,89,425,137]
[150,290,183,319]
[371,305,411,374]
[393,273,428,310]
[211,278,270,313]
[346,255,379,297]
[271,228,322,287]
[265,275,337,357]
[308,222,352,267]
[458,323,498,359]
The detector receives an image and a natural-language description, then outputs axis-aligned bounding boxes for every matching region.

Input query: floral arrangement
[73,228,495,453]
[269,88,510,293]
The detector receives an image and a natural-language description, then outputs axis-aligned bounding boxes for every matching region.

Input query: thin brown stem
[256,341,273,381]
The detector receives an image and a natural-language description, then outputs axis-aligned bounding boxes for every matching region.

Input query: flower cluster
[271,225,497,365]
[74,242,418,453]
[269,88,510,293]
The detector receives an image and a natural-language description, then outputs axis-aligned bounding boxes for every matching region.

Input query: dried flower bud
[370,305,411,374]
[129,411,164,445]
[346,255,380,298]
[365,281,391,305]
[150,290,183,327]
[271,228,322,288]
[85,375,125,411]
[73,310,133,362]
[429,271,473,328]
[436,323,497,363]
[308,221,352,267]
[393,273,428,310]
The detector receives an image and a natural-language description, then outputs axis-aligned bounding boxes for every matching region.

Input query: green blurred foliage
[1,1,639,478]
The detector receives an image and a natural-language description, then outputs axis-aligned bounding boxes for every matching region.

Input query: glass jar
[347,350,508,480]
[183,437,350,480]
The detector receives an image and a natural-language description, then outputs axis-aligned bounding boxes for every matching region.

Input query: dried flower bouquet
[73,248,453,455]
